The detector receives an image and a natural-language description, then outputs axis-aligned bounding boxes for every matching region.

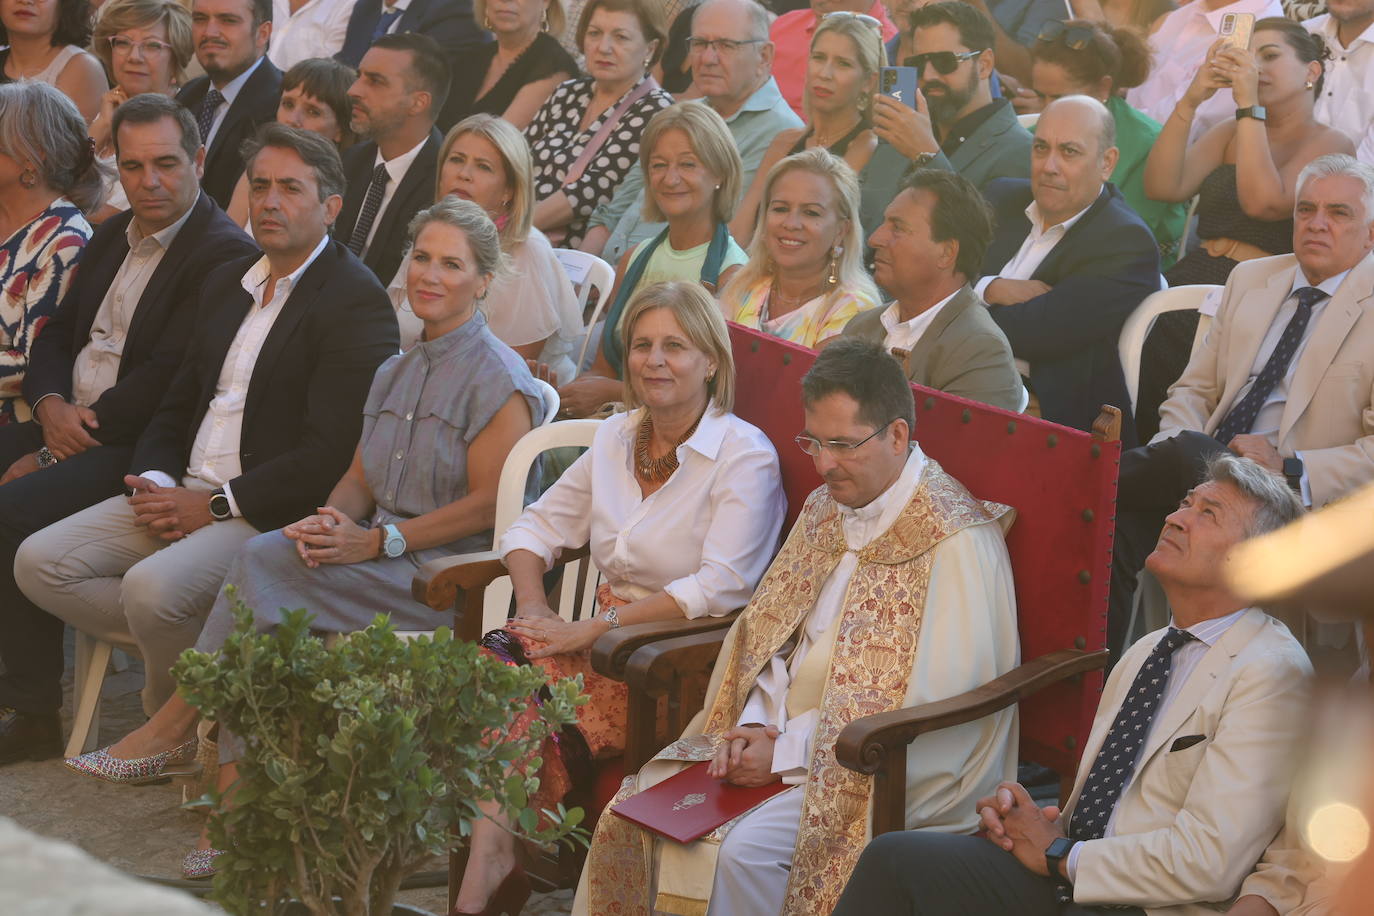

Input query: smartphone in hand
[879,66,919,110]
[1218,12,1255,50]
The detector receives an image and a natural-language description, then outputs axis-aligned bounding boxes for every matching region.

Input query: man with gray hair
[835,453,1312,916]
[577,0,801,262]
[976,94,1160,445]
[1110,152,1374,655]
[14,124,399,726]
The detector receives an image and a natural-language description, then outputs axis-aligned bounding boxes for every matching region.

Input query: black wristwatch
[1235,105,1267,122]
[208,487,233,521]
[1045,836,1076,884]
[1282,456,1304,494]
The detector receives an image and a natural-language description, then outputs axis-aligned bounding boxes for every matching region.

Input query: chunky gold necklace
[634,410,704,483]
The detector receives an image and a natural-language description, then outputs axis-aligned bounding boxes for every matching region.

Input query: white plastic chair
[1117,285,1220,416]
[1017,112,1040,130]
[551,249,616,371]
[533,377,560,426]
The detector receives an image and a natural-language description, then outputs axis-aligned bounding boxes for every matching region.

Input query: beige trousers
[15,495,258,714]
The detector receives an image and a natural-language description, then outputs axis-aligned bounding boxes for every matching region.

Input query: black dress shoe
[0,706,61,765]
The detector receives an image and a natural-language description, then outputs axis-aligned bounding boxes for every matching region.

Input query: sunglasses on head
[1035,20,1097,50]
[824,10,883,29]
[903,49,983,75]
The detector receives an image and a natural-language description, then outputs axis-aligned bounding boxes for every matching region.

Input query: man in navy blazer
[978,96,1160,446]
[175,0,283,208]
[335,0,482,68]
[0,97,258,765]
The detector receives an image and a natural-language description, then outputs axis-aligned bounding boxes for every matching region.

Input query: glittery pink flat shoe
[64,736,199,785]
[182,847,224,880]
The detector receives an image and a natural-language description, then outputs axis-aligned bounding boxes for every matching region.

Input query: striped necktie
[347,163,390,256]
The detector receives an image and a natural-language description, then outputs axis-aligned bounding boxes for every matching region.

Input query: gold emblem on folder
[672,793,707,811]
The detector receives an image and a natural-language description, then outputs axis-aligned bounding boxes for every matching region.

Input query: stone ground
[0,632,573,915]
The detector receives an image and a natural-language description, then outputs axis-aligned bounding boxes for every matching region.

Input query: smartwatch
[1282,456,1304,494]
[1235,106,1267,122]
[380,523,407,559]
[1044,836,1076,884]
[208,488,233,521]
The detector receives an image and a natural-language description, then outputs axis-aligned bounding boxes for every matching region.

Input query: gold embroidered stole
[581,460,1010,916]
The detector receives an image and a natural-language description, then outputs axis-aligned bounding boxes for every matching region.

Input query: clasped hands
[707,724,781,788]
[977,780,1069,878]
[282,506,381,567]
[1,399,102,484]
[124,475,214,541]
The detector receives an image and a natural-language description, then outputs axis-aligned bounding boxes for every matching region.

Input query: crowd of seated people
[0,0,1372,911]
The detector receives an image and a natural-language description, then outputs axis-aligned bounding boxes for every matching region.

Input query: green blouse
[1107,94,1189,270]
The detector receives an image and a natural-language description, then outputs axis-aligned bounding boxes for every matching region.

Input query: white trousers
[705,786,804,916]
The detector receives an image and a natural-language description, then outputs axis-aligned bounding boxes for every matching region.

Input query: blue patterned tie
[1068,627,1196,842]
[347,163,390,256]
[372,5,403,40]
[196,88,226,147]
[1212,286,1327,445]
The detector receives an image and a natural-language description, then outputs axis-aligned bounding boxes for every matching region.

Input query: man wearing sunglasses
[768,0,897,119]
[575,337,1018,916]
[976,95,1160,446]
[868,1,1030,209]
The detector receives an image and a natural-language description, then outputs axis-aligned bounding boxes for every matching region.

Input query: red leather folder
[610,761,791,844]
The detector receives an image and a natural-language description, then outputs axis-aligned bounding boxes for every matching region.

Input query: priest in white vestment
[574,338,1021,916]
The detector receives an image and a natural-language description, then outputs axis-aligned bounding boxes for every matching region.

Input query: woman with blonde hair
[456,279,785,915]
[554,101,748,418]
[723,148,880,350]
[87,0,193,221]
[730,11,883,245]
[438,0,578,130]
[389,114,584,382]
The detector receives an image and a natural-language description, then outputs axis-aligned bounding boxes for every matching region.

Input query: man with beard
[868,1,1031,196]
[334,32,447,284]
[176,0,283,209]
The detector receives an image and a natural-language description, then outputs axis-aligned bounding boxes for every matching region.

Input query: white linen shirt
[268,0,353,70]
[1304,15,1374,154]
[362,135,427,253]
[879,288,960,355]
[1126,0,1283,144]
[139,235,329,516]
[203,56,266,150]
[975,192,1098,299]
[67,202,197,408]
[1067,608,1250,879]
[499,408,786,619]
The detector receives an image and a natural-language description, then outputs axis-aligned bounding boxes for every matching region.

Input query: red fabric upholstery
[727,323,1118,780]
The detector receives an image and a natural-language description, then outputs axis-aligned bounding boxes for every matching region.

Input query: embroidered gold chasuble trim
[583,460,1011,916]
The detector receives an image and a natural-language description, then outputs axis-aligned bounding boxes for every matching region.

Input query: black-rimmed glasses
[903,49,983,76]
[794,419,896,457]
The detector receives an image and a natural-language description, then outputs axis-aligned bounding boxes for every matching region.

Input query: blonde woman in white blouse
[389,114,583,380]
[449,281,787,914]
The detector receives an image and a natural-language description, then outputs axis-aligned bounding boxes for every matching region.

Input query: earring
[827,247,840,286]
[19,166,37,189]
[541,11,549,31]
[483,14,491,28]
[1305,80,1314,89]
[714,184,720,190]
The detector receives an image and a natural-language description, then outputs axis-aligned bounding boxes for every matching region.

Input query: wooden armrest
[411,550,507,611]
[835,648,1108,775]
[591,610,741,680]
[621,627,733,695]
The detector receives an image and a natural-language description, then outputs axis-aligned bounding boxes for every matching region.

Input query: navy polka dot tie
[1068,627,1196,842]
[196,88,225,147]
[347,163,390,256]
[1213,286,1327,446]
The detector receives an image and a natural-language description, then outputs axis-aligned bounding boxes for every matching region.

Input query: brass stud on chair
[1090,443,1102,458]
[1077,570,1091,584]
[782,352,791,365]
[750,340,760,353]
[960,409,971,424]
[1081,508,1094,522]
[924,396,935,411]
[1064,735,1077,750]
[1006,421,1017,434]
[1047,434,1059,448]
[1074,636,1086,649]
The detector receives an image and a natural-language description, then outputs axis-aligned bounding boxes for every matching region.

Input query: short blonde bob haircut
[638,102,743,226]
[92,0,194,85]
[436,113,535,248]
[475,0,565,44]
[619,281,735,413]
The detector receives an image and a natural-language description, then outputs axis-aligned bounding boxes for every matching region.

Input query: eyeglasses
[108,36,174,57]
[903,49,983,76]
[823,10,882,30]
[1035,21,1097,50]
[687,37,765,55]
[794,419,896,457]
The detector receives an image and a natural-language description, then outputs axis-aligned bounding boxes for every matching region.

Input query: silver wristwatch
[601,608,621,629]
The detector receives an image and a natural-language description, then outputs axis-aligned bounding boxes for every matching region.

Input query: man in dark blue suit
[334,0,482,68]
[977,95,1160,446]
[175,0,283,208]
[0,96,258,765]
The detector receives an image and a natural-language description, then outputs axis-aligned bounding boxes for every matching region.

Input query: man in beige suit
[833,453,1311,916]
[844,168,1023,412]
[1108,153,1374,655]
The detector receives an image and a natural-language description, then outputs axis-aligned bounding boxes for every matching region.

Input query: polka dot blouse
[524,75,673,249]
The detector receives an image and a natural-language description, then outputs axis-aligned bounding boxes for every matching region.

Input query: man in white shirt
[1127,0,1284,143]
[1108,153,1374,656]
[575,338,1019,916]
[334,31,446,283]
[1304,0,1374,159]
[977,96,1160,442]
[842,168,1021,411]
[835,452,1311,916]
[14,125,399,717]
[267,0,354,70]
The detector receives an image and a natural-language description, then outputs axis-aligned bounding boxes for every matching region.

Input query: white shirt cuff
[137,470,178,489]
[1295,450,1312,507]
[771,708,817,780]
[663,577,707,619]
[974,276,996,299]
[1066,840,1083,883]
[499,528,557,572]
[738,691,769,729]
[221,481,243,518]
